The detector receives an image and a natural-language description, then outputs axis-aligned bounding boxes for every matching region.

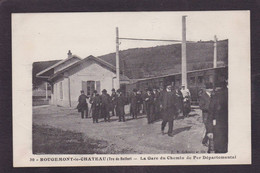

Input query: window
[82,81,99,96]
[59,82,63,99]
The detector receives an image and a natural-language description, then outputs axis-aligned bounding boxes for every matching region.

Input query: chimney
[67,50,72,58]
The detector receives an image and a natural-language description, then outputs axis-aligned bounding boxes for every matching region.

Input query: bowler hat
[111,88,115,92]
[102,89,107,93]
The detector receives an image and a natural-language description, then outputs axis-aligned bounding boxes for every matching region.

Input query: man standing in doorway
[160,85,178,137]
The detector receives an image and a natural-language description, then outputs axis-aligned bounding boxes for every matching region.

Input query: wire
[118,37,196,43]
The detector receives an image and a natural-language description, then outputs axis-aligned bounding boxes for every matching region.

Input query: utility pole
[213,35,218,68]
[45,82,48,100]
[116,27,120,90]
[182,16,187,89]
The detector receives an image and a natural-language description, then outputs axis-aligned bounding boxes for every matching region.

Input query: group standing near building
[76,80,228,153]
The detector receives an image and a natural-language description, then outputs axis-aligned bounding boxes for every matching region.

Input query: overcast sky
[12,11,248,64]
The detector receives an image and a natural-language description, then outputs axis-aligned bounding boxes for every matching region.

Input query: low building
[36,51,129,107]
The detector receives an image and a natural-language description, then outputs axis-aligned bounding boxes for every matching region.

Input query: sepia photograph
[12,11,250,166]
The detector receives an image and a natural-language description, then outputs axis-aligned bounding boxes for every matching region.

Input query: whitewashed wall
[52,60,115,108]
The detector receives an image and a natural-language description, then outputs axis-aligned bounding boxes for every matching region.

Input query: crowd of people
[76,80,228,153]
[77,85,191,124]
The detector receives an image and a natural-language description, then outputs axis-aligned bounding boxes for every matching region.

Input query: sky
[12,11,249,64]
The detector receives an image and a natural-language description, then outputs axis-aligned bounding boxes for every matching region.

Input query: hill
[98,40,228,79]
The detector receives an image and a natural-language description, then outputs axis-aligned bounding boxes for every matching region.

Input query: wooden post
[213,35,218,68]
[182,16,187,89]
[116,27,120,90]
[45,81,48,100]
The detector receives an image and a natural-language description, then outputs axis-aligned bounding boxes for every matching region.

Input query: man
[174,86,184,117]
[180,85,191,117]
[153,88,161,121]
[89,90,101,123]
[130,89,138,119]
[100,89,111,122]
[136,90,143,114]
[115,89,127,122]
[199,83,213,146]
[77,90,88,119]
[111,88,117,117]
[144,88,154,124]
[212,80,228,153]
[160,85,178,137]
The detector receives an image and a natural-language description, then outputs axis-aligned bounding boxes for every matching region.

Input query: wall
[52,60,115,108]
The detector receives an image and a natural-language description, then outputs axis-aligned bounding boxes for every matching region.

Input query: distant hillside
[33,60,61,89]
[98,40,228,79]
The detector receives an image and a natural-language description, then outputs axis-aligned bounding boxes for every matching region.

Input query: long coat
[199,89,211,123]
[175,89,183,112]
[77,94,88,112]
[160,91,178,121]
[100,93,111,117]
[212,87,228,153]
[130,93,138,112]
[90,95,101,110]
[115,94,127,116]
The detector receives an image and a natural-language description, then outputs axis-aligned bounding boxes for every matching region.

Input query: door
[82,81,96,96]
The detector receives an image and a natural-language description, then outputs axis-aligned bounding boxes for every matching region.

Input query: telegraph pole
[182,16,187,89]
[213,35,218,68]
[45,82,48,100]
[116,27,120,90]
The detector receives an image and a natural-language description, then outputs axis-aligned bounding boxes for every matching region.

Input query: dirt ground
[33,105,207,154]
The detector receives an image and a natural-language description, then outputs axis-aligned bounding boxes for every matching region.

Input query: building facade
[37,53,129,107]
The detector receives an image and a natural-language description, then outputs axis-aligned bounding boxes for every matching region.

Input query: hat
[133,88,137,92]
[93,90,97,93]
[102,89,107,93]
[80,90,84,93]
[111,88,115,92]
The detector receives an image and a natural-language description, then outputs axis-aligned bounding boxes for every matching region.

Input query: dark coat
[100,93,111,106]
[77,94,88,112]
[144,93,154,106]
[90,95,101,110]
[153,91,160,113]
[213,87,228,153]
[111,92,117,105]
[175,89,183,112]
[130,93,138,108]
[199,90,211,112]
[115,94,127,115]
[160,91,178,121]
